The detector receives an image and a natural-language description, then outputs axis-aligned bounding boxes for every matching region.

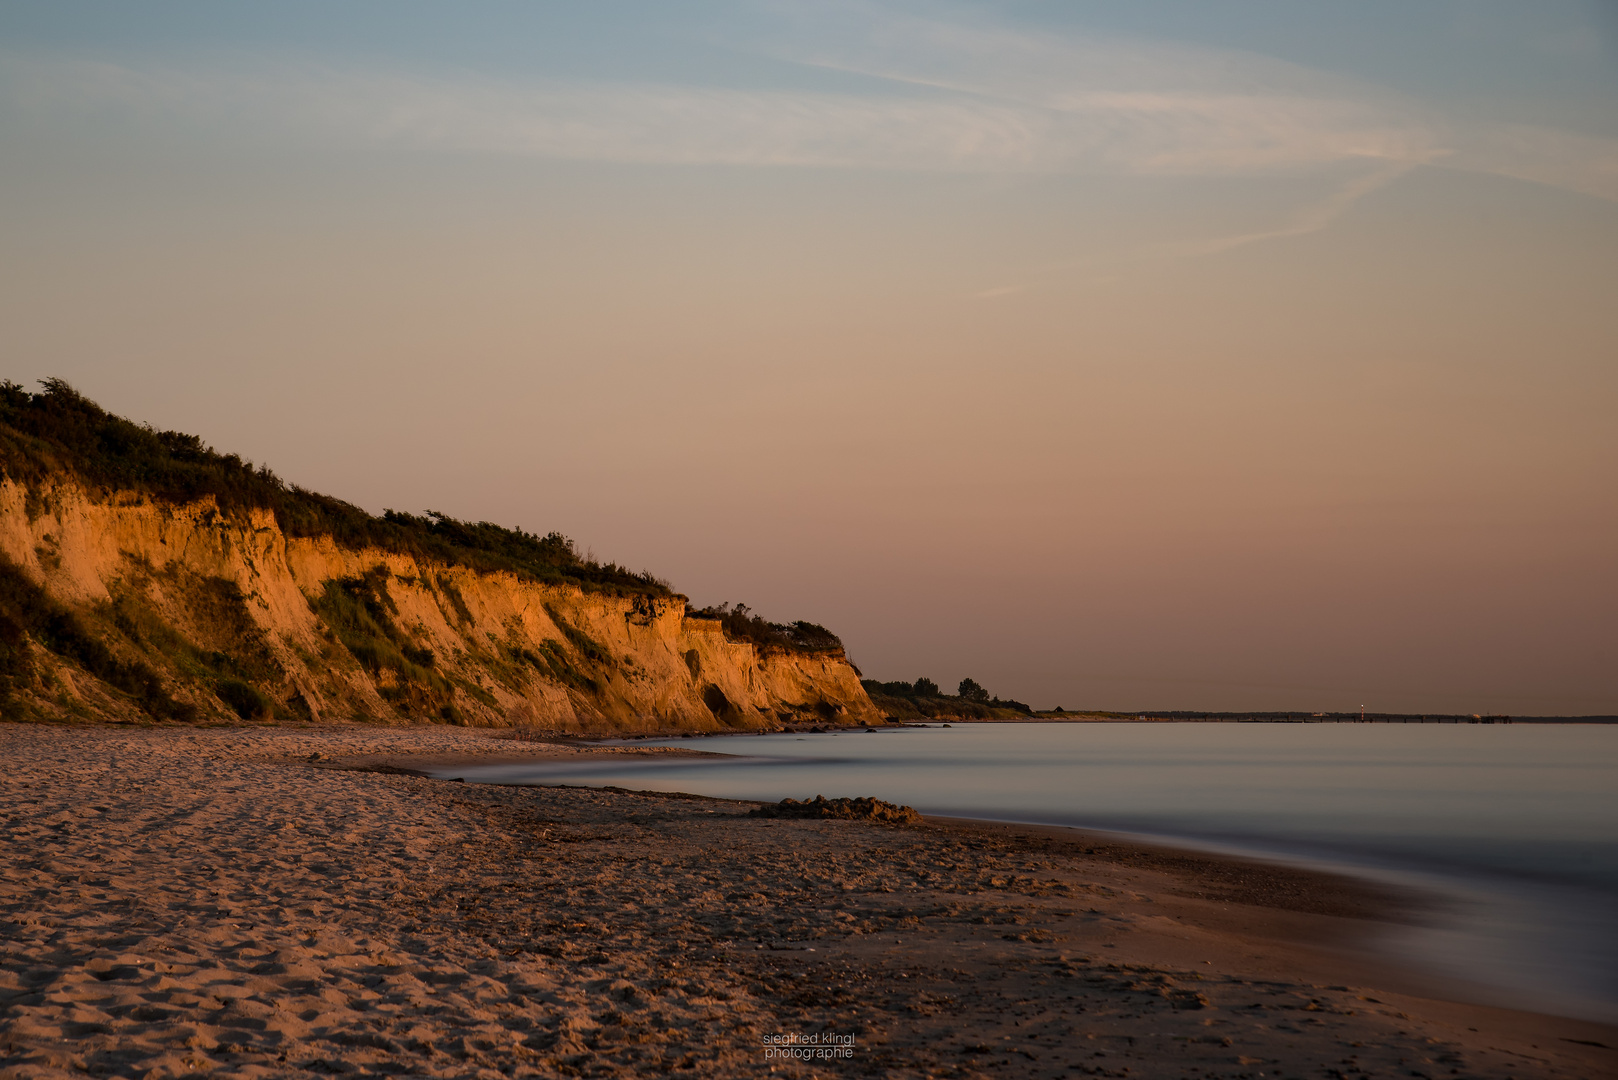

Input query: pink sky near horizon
[2,3,1615,714]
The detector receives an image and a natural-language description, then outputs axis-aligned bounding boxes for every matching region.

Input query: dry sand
[2,723,1613,1079]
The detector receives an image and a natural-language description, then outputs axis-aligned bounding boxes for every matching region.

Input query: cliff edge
[0,381,880,731]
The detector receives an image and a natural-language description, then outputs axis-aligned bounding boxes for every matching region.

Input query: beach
[2,724,1613,1079]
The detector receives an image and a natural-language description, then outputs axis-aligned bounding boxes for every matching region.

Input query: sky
[1,1,1615,715]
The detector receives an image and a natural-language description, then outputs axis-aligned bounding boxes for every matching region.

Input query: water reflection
[445,722,1618,1021]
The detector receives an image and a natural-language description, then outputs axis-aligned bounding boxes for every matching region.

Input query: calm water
[441,723,1618,1022]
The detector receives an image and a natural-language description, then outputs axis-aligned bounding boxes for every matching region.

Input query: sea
[435,722,1618,1024]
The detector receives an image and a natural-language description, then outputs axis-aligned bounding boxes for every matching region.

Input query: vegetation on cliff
[683,602,843,653]
[0,379,670,597]
[0,554,198,721]
[862,676,1032,720]
[0,380,878,727]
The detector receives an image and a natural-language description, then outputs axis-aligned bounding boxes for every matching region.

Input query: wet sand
[2,723,1613,1079]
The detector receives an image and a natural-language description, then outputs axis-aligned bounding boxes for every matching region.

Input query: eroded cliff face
[0,479,879,730]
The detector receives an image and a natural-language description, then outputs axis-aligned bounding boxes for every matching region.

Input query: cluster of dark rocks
[747,795,922,825]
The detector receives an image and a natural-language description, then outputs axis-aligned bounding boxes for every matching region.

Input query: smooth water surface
[444,723,1618,1021]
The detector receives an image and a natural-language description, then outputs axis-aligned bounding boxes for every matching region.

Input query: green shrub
[864,677,939,699]
[543,604,613,666]
[452,676,500,709]
[312,568,452,713]
[860,677,1031,717]
[0,380,672,597]
[0,552,195,721]
[435,575,473,623]
[958,678,989,703]
[515,639,600,694]
[0,608,33,708]
[685,603,843,653]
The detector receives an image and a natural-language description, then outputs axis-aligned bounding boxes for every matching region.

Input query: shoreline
[953,717,1618,724]
[414,751,1618,1028]
[203,728,1618,1031]
[516,716,1618,739]
[422,725,1618,1028]
[3,722,1614,1078]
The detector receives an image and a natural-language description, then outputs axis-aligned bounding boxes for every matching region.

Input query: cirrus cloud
[0,1,1613,201]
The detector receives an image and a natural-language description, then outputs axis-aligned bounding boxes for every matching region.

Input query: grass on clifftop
[0,380,671,597]
[684,603,844,654]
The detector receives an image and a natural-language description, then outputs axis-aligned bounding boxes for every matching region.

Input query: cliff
[0,383,880,731]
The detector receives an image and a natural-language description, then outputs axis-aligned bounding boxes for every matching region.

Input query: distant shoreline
[944,713,1618,724]
[535,715,1618,743]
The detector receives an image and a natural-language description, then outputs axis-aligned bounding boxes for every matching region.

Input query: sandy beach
[2,723,1613,1079]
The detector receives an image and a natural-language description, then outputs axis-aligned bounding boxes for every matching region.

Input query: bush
[0,551,195,721]
[685,603,843,654]
[0,379,672,597]
[543,604,614,665]
[957,677,990,703]
[860,676,1032,718]
[312,568,455,716]
[865,677,940,699]
[0,608,33,708]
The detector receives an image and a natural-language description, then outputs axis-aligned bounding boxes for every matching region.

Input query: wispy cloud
[1,1,1614,203]
[746,1,1618,199]
[0,54,1051,171]
[0,52,1445,178]
[0,52,1434,176]
[747,1,1446,173]
[1154,162,1418,261]
[968,161,1416,298]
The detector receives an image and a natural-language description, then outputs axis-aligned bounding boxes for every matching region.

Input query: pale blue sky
[2,2,1615,713]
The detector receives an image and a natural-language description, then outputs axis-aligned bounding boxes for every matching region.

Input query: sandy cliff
[0,477,879,731]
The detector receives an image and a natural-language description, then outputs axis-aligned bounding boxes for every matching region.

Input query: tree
[914,677,940,697]
[957,677,990,703]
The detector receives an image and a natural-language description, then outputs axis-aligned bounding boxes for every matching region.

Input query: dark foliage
[0,551,195,720]
[957,677,989,703]
[862,677,945,700]
[0,600,31,706]
[956,677,1031,713]
[311,568,461,719]
[107,581,287,721]
[685,602,843,653]
[543,604,613,666]
[860,676,1032,717]
[215,677,271,721]
[866,679,916,698]
[512,640,600,695]
[0,380,672,596]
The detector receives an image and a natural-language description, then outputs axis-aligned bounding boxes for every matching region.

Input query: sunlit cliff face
[2,1,1615,714]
